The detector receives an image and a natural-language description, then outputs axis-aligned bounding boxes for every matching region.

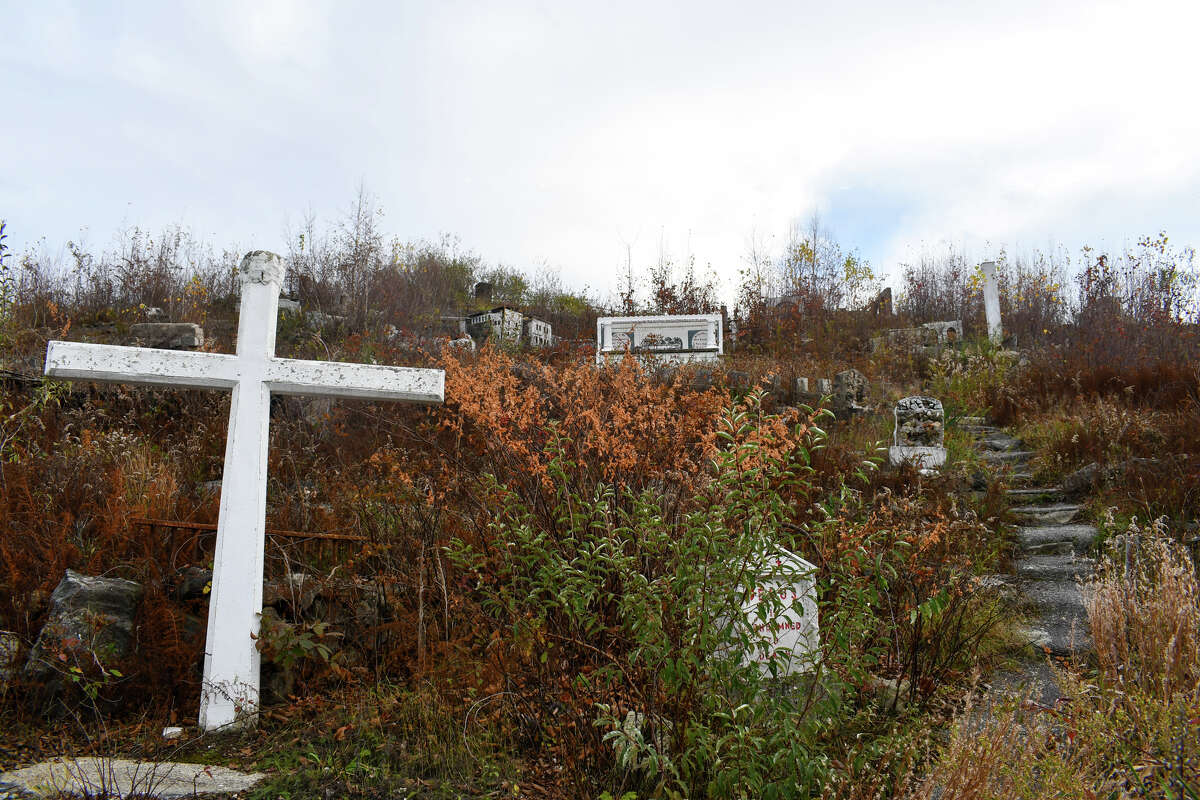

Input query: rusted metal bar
[131,516,367,542]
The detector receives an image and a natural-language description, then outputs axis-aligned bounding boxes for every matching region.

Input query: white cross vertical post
[981,260,1003,345]
[44,251,445,731]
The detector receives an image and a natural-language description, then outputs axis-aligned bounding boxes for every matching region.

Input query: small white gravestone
[981,261,1002,345]
[739,549,819,678]
[888,395,946,472]
[44,251,445,732]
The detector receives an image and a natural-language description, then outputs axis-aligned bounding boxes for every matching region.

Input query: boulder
[24,570,143,680]
[128,322,203,349]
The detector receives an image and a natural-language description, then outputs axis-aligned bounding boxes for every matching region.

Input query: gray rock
[832,369,869,419]
[1010,503,1083,525]
[1062,462,1101,495]
[0,757,264,798]
[144,307,165,321]
[128,323,203,350]
[1017,524,1099,555]
[263,573,318,616]
[24,571,143,680]
[958,415,988,427]
[813,378,833,396]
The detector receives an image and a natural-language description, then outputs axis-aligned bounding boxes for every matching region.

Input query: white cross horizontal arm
[264,358,444,403]
[45,341,240,389]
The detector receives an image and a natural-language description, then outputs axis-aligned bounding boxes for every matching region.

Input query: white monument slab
[44,251,445,732]
[981,261,1002,345]
[738,549,819,678]
[596,314,722,366]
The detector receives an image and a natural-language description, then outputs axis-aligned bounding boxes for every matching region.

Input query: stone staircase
[959,416,1098,703]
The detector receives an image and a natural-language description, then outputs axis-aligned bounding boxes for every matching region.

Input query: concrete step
[1017,579,1092,658]
[1011,503,1083,525]
[1017,524,1099,555]
[980,432,1024,452]
[981,450,1037,465]
[1014,553,1095,581]
[1006,486,1065,502]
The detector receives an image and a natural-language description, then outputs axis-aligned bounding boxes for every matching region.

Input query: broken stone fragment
[128,322,204,349]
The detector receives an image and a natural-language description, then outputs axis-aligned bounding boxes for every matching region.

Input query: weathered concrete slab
[0,757,264,798]
[1018,579,1092,657]
[1014,553,1095,581]
[1010,503,1082,525]
[980,432,1023,452]
[980,450,1035,464]
[1017,524,1098,554]
[1005,487,1064,502]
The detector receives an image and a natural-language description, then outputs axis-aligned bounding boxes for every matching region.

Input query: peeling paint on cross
[44,251,445,731]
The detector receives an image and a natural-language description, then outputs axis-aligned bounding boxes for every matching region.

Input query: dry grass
[1088,516,1200,701]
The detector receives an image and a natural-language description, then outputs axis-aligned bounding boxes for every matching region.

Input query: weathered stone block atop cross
[44,251,445,731]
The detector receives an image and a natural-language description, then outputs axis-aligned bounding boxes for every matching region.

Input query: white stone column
[981,260,1003,345]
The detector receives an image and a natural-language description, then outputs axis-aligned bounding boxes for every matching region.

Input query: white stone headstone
[739,549,819,678]
[981,261,1002,345]
[45,251,445,732]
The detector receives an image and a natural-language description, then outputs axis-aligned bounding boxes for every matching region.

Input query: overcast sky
[4,0,1197,303]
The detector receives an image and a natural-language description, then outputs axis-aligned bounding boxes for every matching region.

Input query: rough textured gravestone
[45,251,445,732]
[24,570,142,680]
[831,369,868,419]
[739,549,819,678]
[793,377,809,396]
[814,378,832,396]
[128,323,203,349]
[889,396,946,470]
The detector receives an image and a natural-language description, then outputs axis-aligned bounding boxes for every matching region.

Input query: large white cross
[44,251,445,731]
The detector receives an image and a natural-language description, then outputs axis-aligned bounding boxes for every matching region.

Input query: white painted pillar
[981,260,1003,345]
[198,252,281,731]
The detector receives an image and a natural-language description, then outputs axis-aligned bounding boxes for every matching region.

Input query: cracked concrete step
[1006,486,1065,501]
[1016,579,1093,658]
[1010,503,1083,525]
[1014,553,1095,581]
[981,449,1037,465]
[1017,524,1099,555]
